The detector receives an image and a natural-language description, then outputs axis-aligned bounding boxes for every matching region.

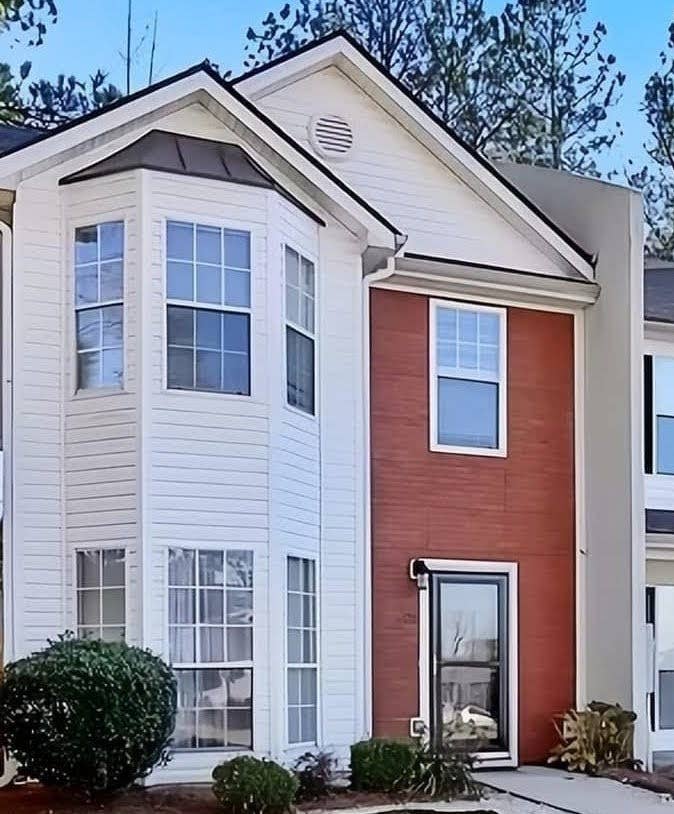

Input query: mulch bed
[601,765,674,797]
[0,784,494,814]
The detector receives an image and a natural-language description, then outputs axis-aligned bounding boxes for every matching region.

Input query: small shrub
[350,738,416,792]
[548,700,639,775]
[0,635,176,792]
[293,750,337,801]
[212,756,299,814]
[409,738,478,800]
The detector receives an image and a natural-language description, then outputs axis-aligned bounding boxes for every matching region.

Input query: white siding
[253,66,565,275]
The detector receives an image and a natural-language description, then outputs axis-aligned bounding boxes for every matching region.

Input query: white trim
[428,298,507,458]
[236,36,594,281]
[0,220,13,663]
[411,557,519,768]
[574,310,587,708]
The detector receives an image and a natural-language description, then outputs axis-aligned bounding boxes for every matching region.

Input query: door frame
[647,584,674,760]
[411,558,519,768]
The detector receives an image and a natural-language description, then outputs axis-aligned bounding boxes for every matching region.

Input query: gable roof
[0,123,39,152]
[233,30,595,280]
[0,62,403,254]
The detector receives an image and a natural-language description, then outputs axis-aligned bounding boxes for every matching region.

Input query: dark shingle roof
[645,259,674,324]
[0,124,40,152]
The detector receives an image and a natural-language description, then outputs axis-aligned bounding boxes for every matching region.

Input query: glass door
[431,572,509,753]
[650,585,674,766]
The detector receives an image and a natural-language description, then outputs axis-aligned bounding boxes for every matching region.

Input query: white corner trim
[412,557,519,768]
[428,298,507,458]
[574,310,587,709]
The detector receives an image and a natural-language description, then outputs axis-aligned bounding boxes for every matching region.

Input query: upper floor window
[166,220,251,395]
[168,547,253,750]
[285,246,316,415]
[654,356,674,474]
[76,548,125,641]
[75,222,124,390]
[430,300,507,456]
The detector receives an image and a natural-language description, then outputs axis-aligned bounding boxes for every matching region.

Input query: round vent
[309,114,354,160]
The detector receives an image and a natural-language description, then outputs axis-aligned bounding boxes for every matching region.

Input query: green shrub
[212,756,299,814]
[410,738,478,800]
[0,635,176,792]
[293,750,337,801]
[350,738,416,792]
[548,700,639,775]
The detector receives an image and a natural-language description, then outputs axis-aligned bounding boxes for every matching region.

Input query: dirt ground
[602,765,674,796]
[0,784,494,814]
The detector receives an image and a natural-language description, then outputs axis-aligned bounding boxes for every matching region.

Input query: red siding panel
[370,288,575,764]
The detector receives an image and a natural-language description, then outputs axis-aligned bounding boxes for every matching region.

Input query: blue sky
[4,0,673,173]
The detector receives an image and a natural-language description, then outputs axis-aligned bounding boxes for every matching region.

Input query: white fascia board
[237,36,595,282]
[0,71,400,253]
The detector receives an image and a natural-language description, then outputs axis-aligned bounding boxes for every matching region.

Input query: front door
[430,569,515,763]
[648,585,674,767]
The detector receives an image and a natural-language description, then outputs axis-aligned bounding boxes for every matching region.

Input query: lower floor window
[173,668,253,749]
[287,556,318,744]
[76,548,125,641]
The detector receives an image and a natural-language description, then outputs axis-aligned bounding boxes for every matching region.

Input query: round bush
[212,756,299,814]
[350,738,417,792]
[0,636,177,792]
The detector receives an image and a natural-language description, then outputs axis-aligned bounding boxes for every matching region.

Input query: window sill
[429,441,507,458]
[162,386,254,402]
[72,386,129,401]
[284,402,318,422]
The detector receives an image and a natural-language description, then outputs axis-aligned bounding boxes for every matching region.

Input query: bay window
[166,220,251,395]
[430,300,507,455]
[74,222,124,390]
[169,548,253,750]
[287,556,318,745]
[285,246,316,415]
[76,548,125,641]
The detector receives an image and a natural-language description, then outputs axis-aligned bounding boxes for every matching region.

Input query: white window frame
[283,244,318,417]
[285,553,320,748]
[163,218,253,398]
[73,220,125,392]
[429,298,507,457]
[166,545,254,752]
[74,546,127,641]
[412,557,518,768]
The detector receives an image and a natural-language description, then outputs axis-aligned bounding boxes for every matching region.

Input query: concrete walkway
[478,766,672,814]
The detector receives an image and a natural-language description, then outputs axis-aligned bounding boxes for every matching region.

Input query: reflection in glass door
[431,573,508,752]
[650,585,674,767]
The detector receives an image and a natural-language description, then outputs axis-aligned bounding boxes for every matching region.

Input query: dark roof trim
[0,60,402,243]
[60,130,326,227]
[403,251,596,287]
[232,30,594,269]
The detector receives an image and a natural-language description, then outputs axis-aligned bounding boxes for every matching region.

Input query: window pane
[658,416,674,475]
[288,593,302,627]
[199,550,224,586]
[301,667,317,705]
[439,580,499,662]
[301,257,315,296]
[77,550,100,588]
[287,327,314,414]
[170,627,196,663]
[170,588,195,624]
[169,548,195,586]
[78,591,100,626]
[222,353,250,396]
[288,707,301,744]
[102,549,125,586]
[458,310,478,342]
[227,590,253,625]
[196,264,220,304]
[198,708,225,748]
[227,551,253,588]
[78,352,100,390]
[228,708,253,749]
[102,305,123,347]
[76,309,100,351]
[222,313,249,353]
[660,671,674,729]
[76,264,98,305]
[75,225,98,265]
[79,626,99,640]
[227,669,253,706]
[177,669,197,708]
[286,284,299,325]
[227,627,252,661]
[102,348,123,387]
[99,262,123,303]
[174,710,197,749]
[196,310,220,350]
[102,588,125,625]
[479,312,499,345]
[224,231,251,269]
[303,559,315,593]
[100,222,124,261]
[300,706,317,743]
[196,225,221,265]
[167,221,193,261]
[437,377,498,449]
[285,246,299,286]
[288,628,302,663]
[458,341,477,371]
[101,626,125,643]
[196,350,221,391]
[440,664,500,747]
[167,261,194,301]
[200,627,225,663]
[200,589,224,624]
[225,269,250,308]
[167,347,194,390]
[288,557,301,592]
[301,294,314,334]
[167,305,194,348]
[288,668,301,705]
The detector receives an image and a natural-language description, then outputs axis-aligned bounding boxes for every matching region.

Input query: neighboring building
[643,257,674,768]
[0,34,646,780]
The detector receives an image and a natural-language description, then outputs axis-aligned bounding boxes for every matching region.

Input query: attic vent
[309,114,354,159]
